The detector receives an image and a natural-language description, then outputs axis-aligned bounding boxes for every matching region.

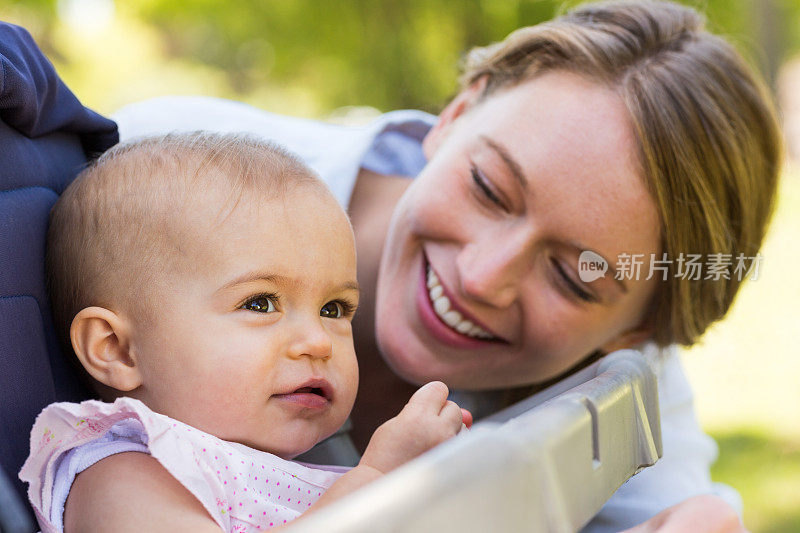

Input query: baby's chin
[249,424,343,461]
[235,436,316,461]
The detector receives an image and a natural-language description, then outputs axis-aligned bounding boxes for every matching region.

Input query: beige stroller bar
[286,349,662,532]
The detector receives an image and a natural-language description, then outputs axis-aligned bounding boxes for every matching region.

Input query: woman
[113,1,781,530]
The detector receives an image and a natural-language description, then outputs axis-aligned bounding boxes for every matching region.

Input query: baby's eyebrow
[218,271,360,294]
[219,271,290,292]
[337,281,361,293]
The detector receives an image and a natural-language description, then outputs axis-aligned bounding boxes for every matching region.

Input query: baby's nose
[286,319,333,360]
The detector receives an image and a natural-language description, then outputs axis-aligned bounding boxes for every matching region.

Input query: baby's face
[126,184,360,459]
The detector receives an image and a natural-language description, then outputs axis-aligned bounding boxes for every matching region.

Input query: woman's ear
[422,75,489,159]
[70,307,143,392]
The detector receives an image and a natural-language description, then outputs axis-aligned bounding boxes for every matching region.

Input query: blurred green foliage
[712,430,800,532]
[106,0,800,110]
[3,0,799,113]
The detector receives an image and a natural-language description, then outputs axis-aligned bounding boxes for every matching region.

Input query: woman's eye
[320,301,344,318]
[551,259,596,303]
[470,165,506,209]
[240,295,277,313]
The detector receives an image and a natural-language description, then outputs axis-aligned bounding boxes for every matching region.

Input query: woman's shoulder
[112,96,436,141]
[111,97,436,210]
[112,96,321,142]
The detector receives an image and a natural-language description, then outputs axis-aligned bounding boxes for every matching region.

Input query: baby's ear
[70,307,142,392]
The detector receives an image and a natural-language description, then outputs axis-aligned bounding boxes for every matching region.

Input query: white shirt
[113,96,737,532]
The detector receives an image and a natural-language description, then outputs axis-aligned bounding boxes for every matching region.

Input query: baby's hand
[308,383,469,514]
[359,381,467,474]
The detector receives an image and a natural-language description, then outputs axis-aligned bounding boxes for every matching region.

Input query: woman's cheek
[523,298,593,372]
[407,167,472,232]
[405,192,458,239]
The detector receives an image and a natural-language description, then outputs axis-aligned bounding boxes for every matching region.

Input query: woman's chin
[375,326,443,386]
[376,327,557,390]
[374,325,490,389]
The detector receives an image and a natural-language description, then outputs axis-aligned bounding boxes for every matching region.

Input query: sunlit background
[2,0,798,530]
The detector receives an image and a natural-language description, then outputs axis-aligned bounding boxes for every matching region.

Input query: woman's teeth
[426,266,495,340]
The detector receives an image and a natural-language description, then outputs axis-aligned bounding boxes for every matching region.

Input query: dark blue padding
[0,21,118,523]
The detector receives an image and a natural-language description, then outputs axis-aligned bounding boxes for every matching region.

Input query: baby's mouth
[293,386,327,398]
[272,378,334,409]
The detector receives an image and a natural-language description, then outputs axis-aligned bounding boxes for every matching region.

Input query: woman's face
[375,70,663,389]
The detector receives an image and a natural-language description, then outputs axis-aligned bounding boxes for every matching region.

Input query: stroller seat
[0,21,118,530]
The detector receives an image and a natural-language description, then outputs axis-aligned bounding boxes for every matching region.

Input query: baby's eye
[320,301,344,319]
[240,295,277,313]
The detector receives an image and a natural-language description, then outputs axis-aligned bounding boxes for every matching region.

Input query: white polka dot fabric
[20,397,348,532]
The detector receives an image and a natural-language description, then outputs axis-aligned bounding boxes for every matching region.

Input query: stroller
[0,22,660,533]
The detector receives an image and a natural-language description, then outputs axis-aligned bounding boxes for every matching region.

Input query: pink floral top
[19,397,348,532]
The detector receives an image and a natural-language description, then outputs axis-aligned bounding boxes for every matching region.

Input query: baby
[20,132,467,532]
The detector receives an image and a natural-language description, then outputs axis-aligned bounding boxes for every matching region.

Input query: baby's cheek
[340,359,360,407]
[333,353,359,420]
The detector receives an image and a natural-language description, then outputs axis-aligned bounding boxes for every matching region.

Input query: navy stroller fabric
[0,21,118,521]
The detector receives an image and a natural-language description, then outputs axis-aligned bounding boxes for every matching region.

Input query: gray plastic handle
[286,350,662,532]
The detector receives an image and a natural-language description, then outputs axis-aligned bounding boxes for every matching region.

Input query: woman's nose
[456,230,532,308]
[286,317,333,360]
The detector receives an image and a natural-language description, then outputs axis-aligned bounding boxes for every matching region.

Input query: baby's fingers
[439,400,464,433]
[461,408,473,429]
[405,381,450,414]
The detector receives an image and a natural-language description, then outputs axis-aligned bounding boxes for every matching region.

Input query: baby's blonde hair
[47,132,324,390]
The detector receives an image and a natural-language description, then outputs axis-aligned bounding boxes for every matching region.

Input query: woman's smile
[416,252,506,349]
[375,70,663,389]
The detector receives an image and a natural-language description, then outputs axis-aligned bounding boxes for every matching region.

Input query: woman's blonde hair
[461,0,782,347]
